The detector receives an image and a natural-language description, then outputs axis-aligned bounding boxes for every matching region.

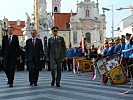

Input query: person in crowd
[84,38,88,54]
[62,43,67,71]
[25,30,43,86]
[119,35,126,63]
[102,39,115,84]
[89,44,98,59]
[106,39,115,59]
[101,42,109,57]
[121,33,133,79]
[2,26,19,87]
[47,26,67,87]
[114,37,121,54]
[18,47,25,71]
[128,35,133,78]
[0,47,3,71]
[121,33,132,65]
[75,42,84,57]
[67,43,74,71]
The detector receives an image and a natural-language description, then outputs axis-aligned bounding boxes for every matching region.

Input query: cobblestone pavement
[0,71,133,100]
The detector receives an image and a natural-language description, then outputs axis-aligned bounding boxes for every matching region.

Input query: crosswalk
[0,71,133,100]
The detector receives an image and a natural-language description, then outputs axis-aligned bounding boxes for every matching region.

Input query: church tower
[52,0,61,14]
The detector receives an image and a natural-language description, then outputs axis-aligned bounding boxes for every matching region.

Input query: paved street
[0,70,133,100]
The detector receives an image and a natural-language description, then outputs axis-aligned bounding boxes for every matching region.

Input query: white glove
[122,49,130,52]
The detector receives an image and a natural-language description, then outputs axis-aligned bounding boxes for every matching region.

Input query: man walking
[25,30,43,86]
[2,26,19,87]
[47,26,67,87]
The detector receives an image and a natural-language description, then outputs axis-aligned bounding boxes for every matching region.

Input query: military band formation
[0,26,133,91]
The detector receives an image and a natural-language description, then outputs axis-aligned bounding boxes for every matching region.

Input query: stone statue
[25,12,31,30]
[38,0,47,14]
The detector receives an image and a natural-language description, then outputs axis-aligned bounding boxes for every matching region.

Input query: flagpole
[35,0,39,33]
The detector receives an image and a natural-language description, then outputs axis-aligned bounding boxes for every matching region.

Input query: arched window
[85,32,91,43]
[54,7,58,12]
[86,10,89,17]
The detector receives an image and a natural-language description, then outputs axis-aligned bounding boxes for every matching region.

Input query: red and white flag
[72,58,76,73]
[80,32,84,53]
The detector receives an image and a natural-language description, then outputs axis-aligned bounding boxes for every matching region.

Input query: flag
[72,58,76,73]
[90,65,97,80]
[80,31,84,53]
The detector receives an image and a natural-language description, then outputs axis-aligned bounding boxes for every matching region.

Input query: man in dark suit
[2,26,19,87]
[0,47,4,71]
[47,26,67,87]
[25,30,43,86]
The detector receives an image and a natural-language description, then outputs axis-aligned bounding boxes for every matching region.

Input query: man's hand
[17,57,20,60]
[0,57,3,61]
[64,57,68,61]
[40,58,43,60]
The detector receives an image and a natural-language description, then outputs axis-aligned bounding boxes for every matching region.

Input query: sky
[0,0,132,37]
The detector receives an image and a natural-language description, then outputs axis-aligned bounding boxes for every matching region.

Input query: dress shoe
[56,84,60,87]
[51,82,55,86]
[30,83,33,86]
[7,81,9,85]
[9,84,13,87]
[34,83,38,86]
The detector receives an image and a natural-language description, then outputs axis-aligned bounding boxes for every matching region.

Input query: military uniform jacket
[47,36,66,59]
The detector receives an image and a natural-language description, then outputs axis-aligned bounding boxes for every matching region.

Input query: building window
[63,34,66,37]
[66,23,70,29]
[86,10,89,17]
[73,32,77,43]
[54,7,58,12]
[85,32,91,43]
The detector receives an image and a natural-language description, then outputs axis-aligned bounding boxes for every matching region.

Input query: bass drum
[75,57,86,71]
[82,60,93,72]
[107,66,127,84]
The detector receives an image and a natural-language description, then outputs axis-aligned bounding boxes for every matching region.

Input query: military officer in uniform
[47,26,67,87]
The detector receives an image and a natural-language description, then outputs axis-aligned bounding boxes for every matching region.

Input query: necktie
[54,36,56,41]
[8,36,12,45]
[33,38,35,46]
[54,36,57,46]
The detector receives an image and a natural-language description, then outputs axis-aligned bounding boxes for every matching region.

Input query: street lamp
[116,6,133,11]
[102,5,114,38]
[116,6,133,36]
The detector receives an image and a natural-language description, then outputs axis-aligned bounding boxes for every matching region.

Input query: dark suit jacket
[25,38,43,62]
[2,35,19,63]
[47,36,66,59]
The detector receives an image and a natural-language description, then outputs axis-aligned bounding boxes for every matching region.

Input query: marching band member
[75,42,84,57]
[67,43,74,71]
[114,37,121,54]
[90,44,98,59]
[121,33,132,65]
[102,39,115,84]
[106,40,115,59]
[102,42,109,57]
[122,34,133,79]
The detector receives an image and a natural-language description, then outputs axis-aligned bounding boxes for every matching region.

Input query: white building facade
[70,0,106,47]
[118,15,133,36]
